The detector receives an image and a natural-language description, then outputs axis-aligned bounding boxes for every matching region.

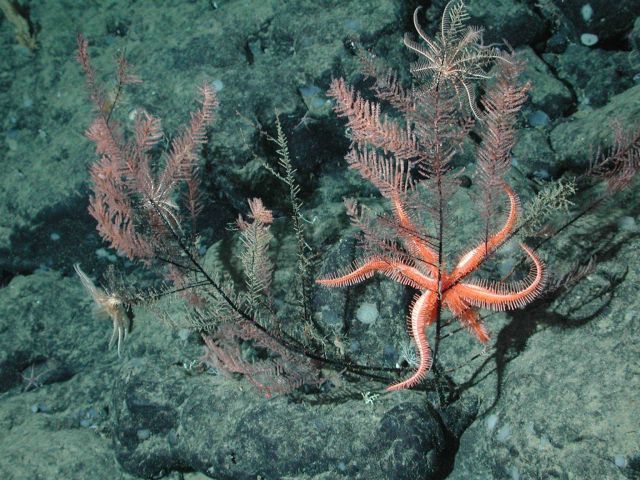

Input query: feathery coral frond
[588,124,640,193]
[238,198,274,307]
[328,78,420,161]
[345,146,414,197]
[477,53,529,187]
[78,45,217,261]
[158,83,218,199]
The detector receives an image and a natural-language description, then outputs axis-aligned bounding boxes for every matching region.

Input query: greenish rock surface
[550,85,640,169]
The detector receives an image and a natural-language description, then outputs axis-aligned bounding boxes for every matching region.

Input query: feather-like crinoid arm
[441,0,469,45]
[454,243,545,311]
[74,264,130,357]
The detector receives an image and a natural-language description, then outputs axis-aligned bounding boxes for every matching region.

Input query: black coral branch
[77,34,218,261]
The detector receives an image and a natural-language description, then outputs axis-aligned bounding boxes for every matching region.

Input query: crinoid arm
[441,0,470,45]
[403,35,438,68]
[459,78,481,119]
[74,263,130,357]
[108,311,131,357]
[408,6,440,54]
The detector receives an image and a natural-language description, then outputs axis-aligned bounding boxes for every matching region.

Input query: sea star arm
[443,289,490,342]
[316,257,391,287]
[454,243,544,311]
[449,183,519,283]
[457,307,489,343]
[390,195,439,276]
[317,256,437,292]
[387,290,438,391]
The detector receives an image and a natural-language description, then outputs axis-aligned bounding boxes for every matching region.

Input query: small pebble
[497,424,512,443]
[486,414,498,432]
[533,169,551,181]
[80,418,95,428]
[95,248,117,262]
[167,429,179,446]
[320,307,341,327]
[345,19,362,32]
[580,33,598,46]
[211,79,224,92]
[527,110,550,127]
[356,302,379,325]
[614,454,626,468]
[31,402,50,413]
[617,216,636,232]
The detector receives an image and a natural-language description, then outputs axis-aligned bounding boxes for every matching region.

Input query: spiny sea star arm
[316,257,390,288]
[457,307,489,343]
[391,195,439,276]
[450,183,519,282]
[443,289,490,342]
[454,243,544,311]
[387,290,438,391]
[316,256,437,292]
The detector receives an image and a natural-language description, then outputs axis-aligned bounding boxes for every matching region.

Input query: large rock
[543,44,636,109]
[518,46,573,119]
[112,359,478,479]
[0,271,140,479]
[550,84,640,169]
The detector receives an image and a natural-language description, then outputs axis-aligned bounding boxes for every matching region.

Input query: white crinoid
[403,0,506,117]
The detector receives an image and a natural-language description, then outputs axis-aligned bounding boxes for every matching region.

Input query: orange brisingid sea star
[317,183,544,391]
